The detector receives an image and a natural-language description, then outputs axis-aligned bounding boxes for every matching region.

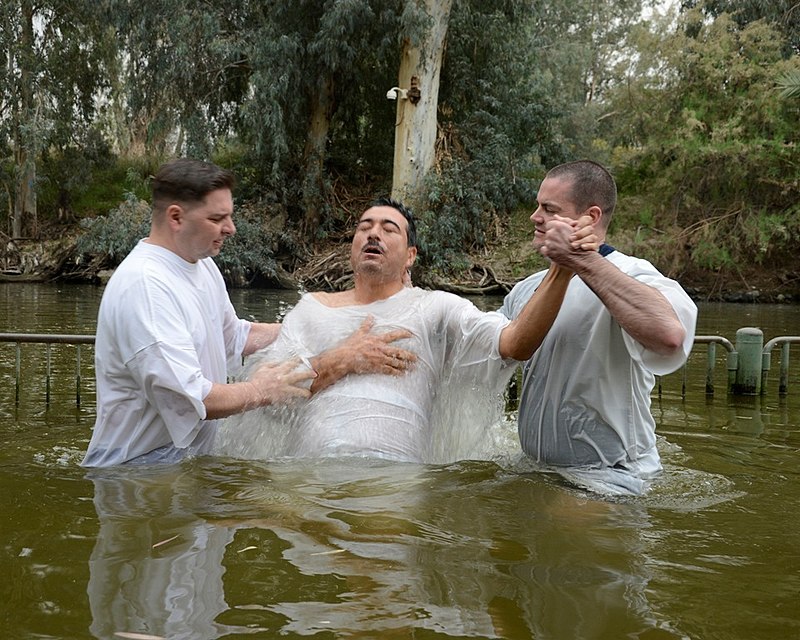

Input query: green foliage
[105,0,252,158]
[36,134,154,223]
[75,193,151,265]
[235,0,405,214]
[688,0,800,56]
[605,8,800,275]
[777,69,800,98]
[212,203,285,287]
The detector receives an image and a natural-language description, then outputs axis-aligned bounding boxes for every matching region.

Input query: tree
[391,0,453,205]
[235,1,407,232]
[683,0,800,55]
[104,0,251,159]
[605,8,800,275]
[0,0,109,239]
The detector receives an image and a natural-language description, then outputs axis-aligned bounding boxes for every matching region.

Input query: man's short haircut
[151,158,235,211]
[546,160,617,220]
[370,196,417,247]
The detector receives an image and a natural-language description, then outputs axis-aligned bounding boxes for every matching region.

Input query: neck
[351,276,405,304]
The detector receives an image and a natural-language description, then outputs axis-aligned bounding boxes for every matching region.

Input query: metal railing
[1,329,799,405]
[0,332,95,405]
[762,336,800,395]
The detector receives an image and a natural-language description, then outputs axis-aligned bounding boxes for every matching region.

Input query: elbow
[500,337,540,362]
[654,325,686,357]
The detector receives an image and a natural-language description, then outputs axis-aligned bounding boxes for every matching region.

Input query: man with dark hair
[83,160,415,467]
[217,197,594,463]
[499,160,698,495]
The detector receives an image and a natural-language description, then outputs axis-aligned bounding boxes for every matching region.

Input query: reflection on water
[85,458,679,639]
[1,283,800,639]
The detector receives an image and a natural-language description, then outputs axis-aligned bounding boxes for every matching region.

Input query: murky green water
[1,283,799,639]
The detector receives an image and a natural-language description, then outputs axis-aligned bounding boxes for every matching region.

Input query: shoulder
[607,250,664,276]
[419,288,477,312]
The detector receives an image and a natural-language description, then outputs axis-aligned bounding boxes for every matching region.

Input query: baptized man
[215,197,594,464]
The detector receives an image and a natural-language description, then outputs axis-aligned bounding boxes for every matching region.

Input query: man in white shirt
[83,159,415,467]
[216,197,593,464]
[499,160,698,495]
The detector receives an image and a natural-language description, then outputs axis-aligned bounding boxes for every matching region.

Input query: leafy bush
[606,10,800,276]
[75,192,151,266]
[212,202,287,287]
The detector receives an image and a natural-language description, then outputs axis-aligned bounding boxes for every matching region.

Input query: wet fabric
[499,250,697,494]
[82,240,251,467]
[216,287,516,464]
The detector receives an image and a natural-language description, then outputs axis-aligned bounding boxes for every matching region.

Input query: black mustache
[363,240,384,253]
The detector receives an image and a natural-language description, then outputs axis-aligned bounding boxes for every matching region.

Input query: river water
[1,282,799,639]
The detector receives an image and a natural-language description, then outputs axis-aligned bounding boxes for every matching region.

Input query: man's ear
[405,246,418,270]
[586,205,604,226]
[165,203,183,230]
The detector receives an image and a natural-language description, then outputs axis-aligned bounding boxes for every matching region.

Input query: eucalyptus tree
[235,0,412,232]
[682,0,800,55]
[0,0,110,239]
[529,0,648,161]
[408,0,570,271]
[104,0,251,159]
[390,0,453,204]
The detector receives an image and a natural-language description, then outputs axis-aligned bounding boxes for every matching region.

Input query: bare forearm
[243,322,281,356]
[499,263,572,360]
[308,347,351,393]
[572,253,685,355]
[203,381,265,419]
[204,358,314,418]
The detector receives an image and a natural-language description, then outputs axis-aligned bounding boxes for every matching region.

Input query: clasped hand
[539,214,598,267]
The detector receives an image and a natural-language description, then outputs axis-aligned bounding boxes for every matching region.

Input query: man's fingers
[251,358,316,384]
[356,315,376,334]
[551,213,577,226]
[379,328,413,342]
[284,368,317,385]
[286,387,312,400]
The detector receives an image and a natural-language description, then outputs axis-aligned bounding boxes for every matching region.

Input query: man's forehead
[537,177,573,206]
[359,206,407,227]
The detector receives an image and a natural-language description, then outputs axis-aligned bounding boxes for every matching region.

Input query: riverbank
[2,223,797,304]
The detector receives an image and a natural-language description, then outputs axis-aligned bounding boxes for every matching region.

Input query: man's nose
[223,219,236,236]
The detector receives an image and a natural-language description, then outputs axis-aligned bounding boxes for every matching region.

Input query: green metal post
[731,327,763,395]
[706,342,716,394]
[780,342,790,395]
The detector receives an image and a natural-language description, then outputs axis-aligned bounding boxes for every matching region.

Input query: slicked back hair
[546,160,617,223]
[151,158,235,213]
[370,196,417,248]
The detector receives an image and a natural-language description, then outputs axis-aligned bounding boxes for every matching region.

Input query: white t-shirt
[215,287,516,464]
[499,250,697,484]
[82,240,251,467]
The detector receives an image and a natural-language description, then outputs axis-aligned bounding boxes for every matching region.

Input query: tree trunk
[302,75,335,232]
[391,0,453,208]
[13,149,37,239]
[12,1,38,239]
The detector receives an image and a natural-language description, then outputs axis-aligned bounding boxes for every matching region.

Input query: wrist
[565,249,602,277]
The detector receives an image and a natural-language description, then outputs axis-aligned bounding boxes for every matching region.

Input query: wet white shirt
[499,250,697,493]
[216,287,516,464]
[82,240,251,467]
